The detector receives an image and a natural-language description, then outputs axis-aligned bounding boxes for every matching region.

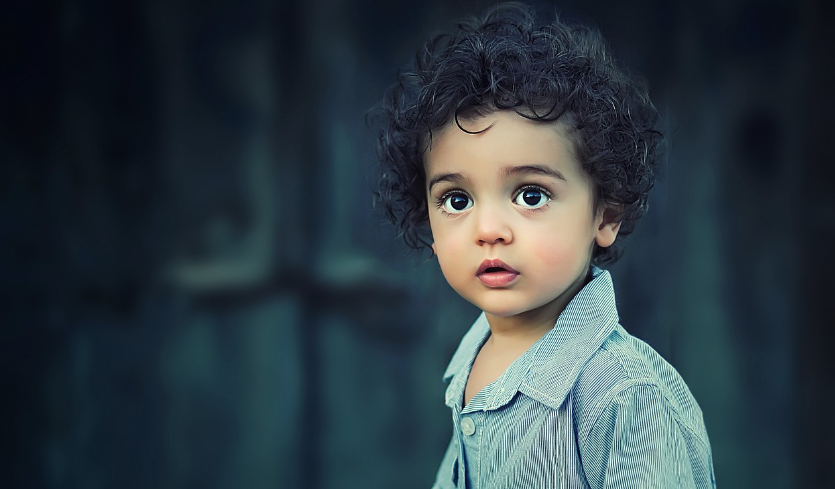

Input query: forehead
[424,111,580,175]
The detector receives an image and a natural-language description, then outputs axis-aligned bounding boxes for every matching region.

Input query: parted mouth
[476,259,519,276]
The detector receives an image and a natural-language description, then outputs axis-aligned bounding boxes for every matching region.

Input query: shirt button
[461,417,476,436]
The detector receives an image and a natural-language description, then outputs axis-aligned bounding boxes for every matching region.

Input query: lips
[476,259,519,287]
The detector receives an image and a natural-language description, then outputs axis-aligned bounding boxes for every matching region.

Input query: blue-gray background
[2,0,833,488]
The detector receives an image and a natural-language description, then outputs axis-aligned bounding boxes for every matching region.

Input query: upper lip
[476,259,519,275]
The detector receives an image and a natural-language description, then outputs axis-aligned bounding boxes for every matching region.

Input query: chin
[476,303,531,318]
[457,288,544,318]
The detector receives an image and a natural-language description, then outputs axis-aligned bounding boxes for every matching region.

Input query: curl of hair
[370,2,662,264]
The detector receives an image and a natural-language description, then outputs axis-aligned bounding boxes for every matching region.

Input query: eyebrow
[427,164,567,192]
[500,164,567,181]
[427,172,470,192]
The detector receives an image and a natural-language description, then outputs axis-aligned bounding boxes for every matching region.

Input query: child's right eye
[439,192,473,213]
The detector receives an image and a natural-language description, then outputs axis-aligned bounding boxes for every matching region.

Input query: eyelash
[513,185,553,211]
[434,190,470,214]
[433,185,554,216]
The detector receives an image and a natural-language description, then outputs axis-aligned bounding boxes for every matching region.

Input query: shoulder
[571,325,710,449]
[569,326,716,488]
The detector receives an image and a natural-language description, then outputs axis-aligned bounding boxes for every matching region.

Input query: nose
[474,205,513,245]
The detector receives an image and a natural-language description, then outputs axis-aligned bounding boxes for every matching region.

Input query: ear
[594,207,622,248]
[431,242,437,255]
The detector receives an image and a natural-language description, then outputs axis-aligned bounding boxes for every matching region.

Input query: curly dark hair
[371,2,662,264]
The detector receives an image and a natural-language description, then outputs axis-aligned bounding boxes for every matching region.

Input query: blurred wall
[2,0,833,488]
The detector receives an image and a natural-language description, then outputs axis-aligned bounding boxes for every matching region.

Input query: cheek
[529,223,594,270]
[435,239,464,272]
[431,225,467,279]
[533,241,576,270]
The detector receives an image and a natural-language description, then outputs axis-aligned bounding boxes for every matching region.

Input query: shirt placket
[459,410,482,488]
[446,372,468,487]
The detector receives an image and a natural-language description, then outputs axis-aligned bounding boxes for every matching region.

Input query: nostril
[478,236,505,244]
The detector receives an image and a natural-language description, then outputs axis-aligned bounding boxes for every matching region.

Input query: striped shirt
[432,267,716,488]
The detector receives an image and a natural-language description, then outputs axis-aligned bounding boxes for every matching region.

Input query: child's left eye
[513,186,551,209]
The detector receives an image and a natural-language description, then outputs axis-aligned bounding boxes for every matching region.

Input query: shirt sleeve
[580,384,715,489]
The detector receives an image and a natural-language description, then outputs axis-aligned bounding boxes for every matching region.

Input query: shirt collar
[442,266,620,411]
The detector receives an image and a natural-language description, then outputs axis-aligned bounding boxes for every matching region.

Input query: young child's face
[425,111,619,320]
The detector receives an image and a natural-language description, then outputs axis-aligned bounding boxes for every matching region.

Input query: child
[373,3,715,488]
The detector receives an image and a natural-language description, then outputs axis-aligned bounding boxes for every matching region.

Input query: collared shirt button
[460,417,476,436]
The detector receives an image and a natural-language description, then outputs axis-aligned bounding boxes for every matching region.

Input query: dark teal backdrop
[2,0,832,488]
